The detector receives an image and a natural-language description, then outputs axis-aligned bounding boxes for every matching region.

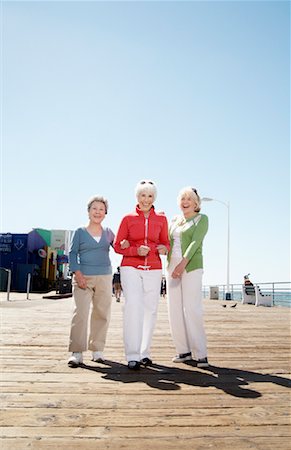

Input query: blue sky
[1,0,290,286]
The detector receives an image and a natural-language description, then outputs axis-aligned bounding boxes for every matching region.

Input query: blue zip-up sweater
[69,227,114,276]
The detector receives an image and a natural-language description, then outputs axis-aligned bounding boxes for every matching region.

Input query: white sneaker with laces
[92,351,105,362]
[68,352,83,367]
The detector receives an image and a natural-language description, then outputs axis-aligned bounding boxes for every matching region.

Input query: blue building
[0,229,71,292]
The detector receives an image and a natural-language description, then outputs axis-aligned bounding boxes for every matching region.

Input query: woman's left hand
[157,244,168,255]
[120,239,130,249]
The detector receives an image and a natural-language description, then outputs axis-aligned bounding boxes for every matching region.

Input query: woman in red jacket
[114,180,170,370]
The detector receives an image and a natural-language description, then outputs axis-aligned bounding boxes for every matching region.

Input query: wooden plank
[0,406,289,427]
[1,392,290,409]
[1,381,290,395]
[1,437,291,450]
[2,425,291,438]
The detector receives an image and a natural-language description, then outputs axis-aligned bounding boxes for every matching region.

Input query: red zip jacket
[114,205,170,270]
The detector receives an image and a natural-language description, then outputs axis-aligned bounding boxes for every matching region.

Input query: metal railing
[203,281,291,307]
[0,267,31,301]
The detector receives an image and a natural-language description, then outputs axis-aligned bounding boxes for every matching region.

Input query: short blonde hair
[135,180,157,202]
[87,195,109,214]
[177,186,201,212]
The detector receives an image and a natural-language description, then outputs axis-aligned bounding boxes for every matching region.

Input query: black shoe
[128,360,140,370]
[197,357,209,368]
[140,357,152,367]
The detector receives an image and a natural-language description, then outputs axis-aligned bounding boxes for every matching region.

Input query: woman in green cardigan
[167,187,209,368]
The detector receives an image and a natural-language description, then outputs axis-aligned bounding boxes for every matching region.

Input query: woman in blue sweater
[68,195,114,367]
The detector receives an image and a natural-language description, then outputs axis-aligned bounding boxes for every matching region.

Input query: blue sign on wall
[0,234,29,291]
[0,234,28,269]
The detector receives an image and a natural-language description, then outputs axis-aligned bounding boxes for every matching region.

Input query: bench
[242,285,256,305]
[254,285,273,307]
[242,284,273,307]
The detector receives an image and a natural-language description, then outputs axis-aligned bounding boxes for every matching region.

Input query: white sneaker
[68,352,83,367]
[92,351,105,362]
[172,352,192,363]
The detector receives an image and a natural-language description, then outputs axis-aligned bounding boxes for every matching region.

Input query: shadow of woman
[80,360,290,398]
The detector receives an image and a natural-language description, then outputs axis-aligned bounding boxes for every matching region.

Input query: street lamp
[201,197,231,300]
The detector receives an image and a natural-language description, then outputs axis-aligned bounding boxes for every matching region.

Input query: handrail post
[26,273,31,300]
[7,269,12,301]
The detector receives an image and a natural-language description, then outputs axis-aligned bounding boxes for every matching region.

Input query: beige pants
[69,274,112,352]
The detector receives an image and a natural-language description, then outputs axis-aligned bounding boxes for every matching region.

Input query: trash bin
[210,286,219,300]
[57,279,72,294]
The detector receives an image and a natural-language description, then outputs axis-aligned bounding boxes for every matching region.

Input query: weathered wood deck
[0,292,290,449]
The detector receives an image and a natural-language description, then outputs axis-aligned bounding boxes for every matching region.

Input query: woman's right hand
[74,270,87,289]
[137,245,150,256]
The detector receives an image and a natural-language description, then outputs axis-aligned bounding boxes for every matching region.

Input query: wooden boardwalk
[0,292,290,449]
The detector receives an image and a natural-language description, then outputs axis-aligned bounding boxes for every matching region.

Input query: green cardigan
[167,213,208,272]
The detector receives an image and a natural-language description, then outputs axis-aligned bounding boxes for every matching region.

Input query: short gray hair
[87,195,109,214]
[177,186,201,212]
[135,180,157,202]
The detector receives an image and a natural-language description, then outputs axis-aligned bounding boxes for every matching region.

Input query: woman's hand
[137,245,150,256]
[157,244,168,255]
[172,258,188,279]
[74,270,87,289]
[120,239,130,249]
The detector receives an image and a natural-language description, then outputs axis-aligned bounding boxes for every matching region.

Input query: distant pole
[226,201,231,300]
[201,197,231,300]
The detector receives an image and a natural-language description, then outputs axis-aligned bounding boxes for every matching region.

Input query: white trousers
[120,267,162,361]
[167,258,207,359]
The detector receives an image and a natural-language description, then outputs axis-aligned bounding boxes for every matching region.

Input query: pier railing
[203,281,291,307]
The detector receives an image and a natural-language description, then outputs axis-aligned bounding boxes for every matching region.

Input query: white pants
[120,267,162,361]
[167,259,207,359]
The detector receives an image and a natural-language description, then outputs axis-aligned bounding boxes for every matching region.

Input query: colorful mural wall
[0,229,72,292]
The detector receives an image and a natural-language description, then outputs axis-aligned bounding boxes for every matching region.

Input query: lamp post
[201,197,231,300]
